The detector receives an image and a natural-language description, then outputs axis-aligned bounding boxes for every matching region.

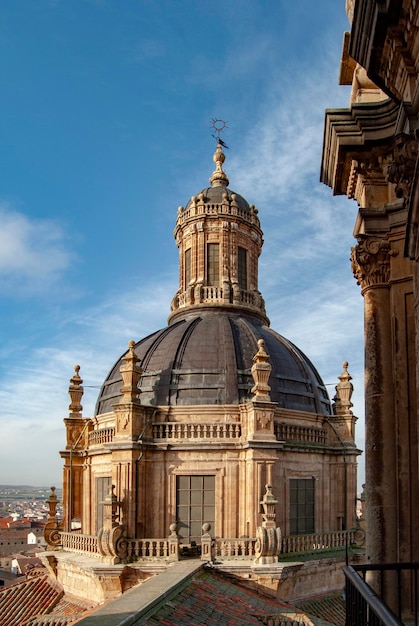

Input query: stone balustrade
[126,539,171,560]
[57,528,358,561]
[281,529,357,555]
[87,421,327,448]
[178,202,259,226]
[60,531,99,555]
[275,423,328,445]
[201,285,223,302]
[153,422,241,440]
[213,538,257,559]
[176,286,262,310]
[89,427,115,446]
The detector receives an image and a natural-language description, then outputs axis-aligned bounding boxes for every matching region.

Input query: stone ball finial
[202,522,211,533]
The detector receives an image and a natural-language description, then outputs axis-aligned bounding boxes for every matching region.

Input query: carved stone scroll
[351,236,397,292]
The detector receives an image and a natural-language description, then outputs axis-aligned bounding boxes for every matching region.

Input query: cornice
[321,97,399,195]
[349,0,403,102]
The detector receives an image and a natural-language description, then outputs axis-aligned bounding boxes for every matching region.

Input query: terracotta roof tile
[296,594,346,626]
[0,573,62,626]
[141,569,314,625]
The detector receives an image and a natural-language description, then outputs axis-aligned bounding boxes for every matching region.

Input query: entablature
[349,0,419,106]
[321,98,399,196]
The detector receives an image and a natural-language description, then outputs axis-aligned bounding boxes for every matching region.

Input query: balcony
[344,563,419,625]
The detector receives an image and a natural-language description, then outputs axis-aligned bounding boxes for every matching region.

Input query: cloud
[0,204,74,296]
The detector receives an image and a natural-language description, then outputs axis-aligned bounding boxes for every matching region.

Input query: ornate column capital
[351,235,397,292]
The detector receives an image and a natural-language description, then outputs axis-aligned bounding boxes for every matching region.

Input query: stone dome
[95,309,331,416]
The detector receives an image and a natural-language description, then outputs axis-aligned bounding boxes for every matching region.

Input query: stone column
[351,237,397,566]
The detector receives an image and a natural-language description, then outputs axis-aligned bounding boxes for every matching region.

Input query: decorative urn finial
[251,339,272,401]
[68,365,83,416]
[120,340,142,402]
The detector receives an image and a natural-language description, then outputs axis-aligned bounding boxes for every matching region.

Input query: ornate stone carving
[254,484,281,564]
[333,361,353,416]
[251,339,272,401]
[97,484,127,562]
[44,486,62,548]
[68,365,83,416]
[386,133,419,201]
[120,340,142,403]
[351,235,397,291]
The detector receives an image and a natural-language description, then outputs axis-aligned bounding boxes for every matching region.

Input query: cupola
[169,142,268,324]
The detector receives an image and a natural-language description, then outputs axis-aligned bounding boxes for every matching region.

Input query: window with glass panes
[176,475,215,543]
[238,246,247,290]
[96,476,112,534]
[184,248,191,286]
[289,478,315,535]
[206,243,219,286]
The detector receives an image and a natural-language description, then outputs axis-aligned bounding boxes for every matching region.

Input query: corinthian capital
[351,236,397,291]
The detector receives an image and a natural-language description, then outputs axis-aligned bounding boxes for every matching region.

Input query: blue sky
[0,0,365,487]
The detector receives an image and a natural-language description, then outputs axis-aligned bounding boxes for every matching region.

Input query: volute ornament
[351,235,397,291]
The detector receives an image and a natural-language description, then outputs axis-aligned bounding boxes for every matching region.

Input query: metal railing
[345,563,419,626]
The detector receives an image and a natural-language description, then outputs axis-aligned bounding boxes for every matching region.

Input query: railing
[60,531,99,555]
[153,422,241,440]
[126,538,171,560]
[345,563,419,626]
[89,427,115,446]
[213,537,257,559]
[177,201,259,226]
[282,529,357,555]
[57,528,358,563]
[211,530,358,560]
[275,423,328,445]
[201,285,223,302]
[174,286,264,312]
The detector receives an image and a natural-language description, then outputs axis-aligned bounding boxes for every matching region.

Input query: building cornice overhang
[349,0,403,102]
[321,97,399,195]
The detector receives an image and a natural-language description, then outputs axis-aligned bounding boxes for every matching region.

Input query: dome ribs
[94,312,331,415]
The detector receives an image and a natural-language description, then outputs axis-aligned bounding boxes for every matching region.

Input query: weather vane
[210,118,229,148]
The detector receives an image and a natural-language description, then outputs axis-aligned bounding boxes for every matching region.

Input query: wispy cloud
[0,277,175,484]
[0,203,74,296]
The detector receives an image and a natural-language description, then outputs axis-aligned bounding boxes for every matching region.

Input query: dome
[185,187,251,212]
[95,309,331,416]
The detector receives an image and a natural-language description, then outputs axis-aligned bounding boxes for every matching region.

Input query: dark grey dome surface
[95,311,331,415]
[185,187,250,212]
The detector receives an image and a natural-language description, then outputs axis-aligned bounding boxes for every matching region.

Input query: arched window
[238,247,247,290]
[206,243,219,286]
[184,248,191,286]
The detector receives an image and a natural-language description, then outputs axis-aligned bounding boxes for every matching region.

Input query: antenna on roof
[210,118,229,148]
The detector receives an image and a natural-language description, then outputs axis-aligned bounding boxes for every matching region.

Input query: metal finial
[210,118,229,148]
